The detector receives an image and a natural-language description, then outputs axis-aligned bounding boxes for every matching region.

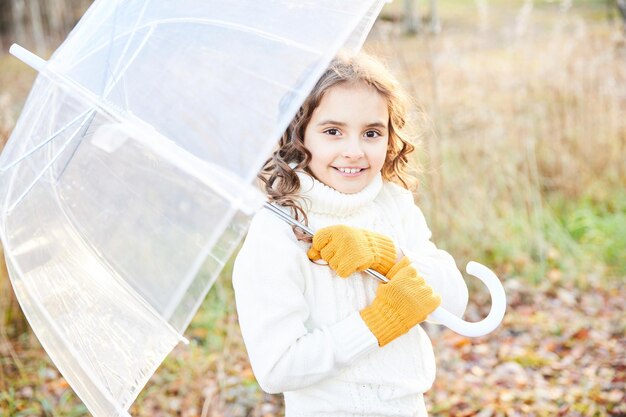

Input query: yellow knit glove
[307,225,397,277]
[384,256,412,280]
[360,257,442,347]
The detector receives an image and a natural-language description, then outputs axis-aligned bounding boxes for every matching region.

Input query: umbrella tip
[9,44,47,72]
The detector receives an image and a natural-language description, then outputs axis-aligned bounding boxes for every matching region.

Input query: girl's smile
[303,82,389,194]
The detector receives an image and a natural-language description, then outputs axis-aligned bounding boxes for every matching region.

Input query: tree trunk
[430,0,441,34]
[0,0,92,55]
[46,0,67,41]
[0,1,11,34]
[476,0,490,34]
[28,0,47,54]
[617,0,626,25]
[11,0,27,47]
[404,0,420,35]
[0,246,27,337]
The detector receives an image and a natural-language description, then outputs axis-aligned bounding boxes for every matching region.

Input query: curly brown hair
[259,52,419,241]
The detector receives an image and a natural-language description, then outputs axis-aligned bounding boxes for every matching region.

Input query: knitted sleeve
[232,209,377,394]
[393,189,469,322]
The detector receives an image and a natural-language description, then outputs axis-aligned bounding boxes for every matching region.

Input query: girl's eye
[365,130,381,138]
[325,128,340,136]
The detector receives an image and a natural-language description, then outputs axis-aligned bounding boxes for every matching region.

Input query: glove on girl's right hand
[307,225,397,278]
[360,257,441,347]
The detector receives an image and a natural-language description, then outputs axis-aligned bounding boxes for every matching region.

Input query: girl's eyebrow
[317,120,347,127]
[365,122,388,130]
[317,120,388,129]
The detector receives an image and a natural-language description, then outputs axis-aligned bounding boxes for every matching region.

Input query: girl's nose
[342,137,365,159]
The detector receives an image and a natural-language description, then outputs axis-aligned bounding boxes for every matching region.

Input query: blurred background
[0,1,624,416]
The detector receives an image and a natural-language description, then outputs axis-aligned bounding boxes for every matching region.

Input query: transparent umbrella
[0,0,505,416]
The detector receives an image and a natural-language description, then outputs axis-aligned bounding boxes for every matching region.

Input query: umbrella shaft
[262,202,388,283]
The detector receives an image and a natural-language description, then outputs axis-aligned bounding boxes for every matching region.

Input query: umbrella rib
[198,42,317,92]
[102,24,156,100]
[6,110,96,213]
[102,0,152,97]
[63,16,323,74]
[151,17,322,53]
[54,110,98,181]
[0,109,93,173]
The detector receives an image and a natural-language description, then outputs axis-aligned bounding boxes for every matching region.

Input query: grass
[554,190,626,275]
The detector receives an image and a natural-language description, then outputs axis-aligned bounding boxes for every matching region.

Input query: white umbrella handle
[264,203,507,337]
[360,261,506,337]
[428,261,506,337]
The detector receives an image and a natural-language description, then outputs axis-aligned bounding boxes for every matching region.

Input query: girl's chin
[329,179,368,194]
[324,169,371,194]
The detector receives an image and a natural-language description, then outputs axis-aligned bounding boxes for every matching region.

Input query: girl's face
[303,82,389,194]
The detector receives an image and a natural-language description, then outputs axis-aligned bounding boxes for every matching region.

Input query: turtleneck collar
[296,170,383,217]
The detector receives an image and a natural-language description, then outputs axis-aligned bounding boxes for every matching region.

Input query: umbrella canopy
[0,1,388,416]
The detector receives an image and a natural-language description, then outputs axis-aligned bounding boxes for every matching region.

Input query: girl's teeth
[338,168,361,174]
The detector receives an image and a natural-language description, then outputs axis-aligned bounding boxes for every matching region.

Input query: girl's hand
[360,257,442,346]
[307,225,397,277]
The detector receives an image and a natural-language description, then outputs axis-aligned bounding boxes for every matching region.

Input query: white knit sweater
[232,173,469,417]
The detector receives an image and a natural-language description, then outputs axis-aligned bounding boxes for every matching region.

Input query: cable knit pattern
[232,172,469,417]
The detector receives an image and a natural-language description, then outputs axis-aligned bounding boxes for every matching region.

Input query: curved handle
[428,261,506,337]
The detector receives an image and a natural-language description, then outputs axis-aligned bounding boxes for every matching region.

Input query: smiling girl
[232,52,469,417]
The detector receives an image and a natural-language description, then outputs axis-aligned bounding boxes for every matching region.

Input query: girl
[232,52,469,417]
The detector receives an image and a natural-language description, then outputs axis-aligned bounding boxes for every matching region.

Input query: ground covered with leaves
[428,273,625,417]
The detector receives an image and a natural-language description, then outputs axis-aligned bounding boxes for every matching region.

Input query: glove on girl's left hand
[307,225,397,277]
[360,257,442,346]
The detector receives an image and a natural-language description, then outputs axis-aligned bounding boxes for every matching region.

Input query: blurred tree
[617,0,626,25]
[0,1,11,36]
[0,0,92,54]
[404,0,440,35]
[0,246,28,337]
